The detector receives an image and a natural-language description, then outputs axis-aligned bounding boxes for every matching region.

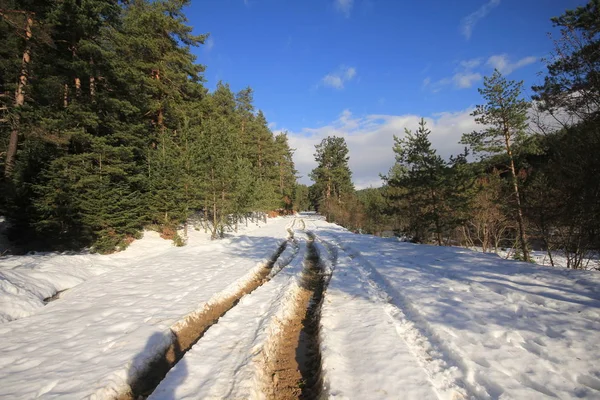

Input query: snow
[0,232,172,323]
[149,232,306,399]
[316,240,447,400]
[310,218,600,399]
[1,214,600,399]
[0,217,291,399]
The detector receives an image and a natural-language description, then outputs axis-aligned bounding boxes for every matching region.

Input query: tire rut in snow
[261,233,328,400]
[326,235,483,400]
[118,239,291,400]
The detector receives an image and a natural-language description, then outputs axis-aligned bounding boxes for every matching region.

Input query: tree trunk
[279,164,284,195]
[258,139,262,178]
[430,186,443,246]
[211,167,217,239]
[72,47,81,97]
[153,69,165,136]
[63,83,69,108]
[506,136,530,262]
[89,58,96,101]
[4,13,32,178]
[74,77,81,96]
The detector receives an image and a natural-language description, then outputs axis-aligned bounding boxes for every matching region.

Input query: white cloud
[428,60,482,91]
[459,58,482,69]
[453,72,482,88]
[285,108,478,189]
[345,66,356,79]
[486,54,537,75]
[427,53,535,92]
[460,0,501,40]
[335,0,353,17]
[205,36,215,52]
[320,66,358,89]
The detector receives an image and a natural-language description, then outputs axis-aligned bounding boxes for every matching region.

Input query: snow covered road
[149,233,306,399]
[2,216,600,399]
[0,218,293,399]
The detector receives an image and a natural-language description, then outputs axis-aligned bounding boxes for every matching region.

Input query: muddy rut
[262,234,328,400]
[118,239,291,400]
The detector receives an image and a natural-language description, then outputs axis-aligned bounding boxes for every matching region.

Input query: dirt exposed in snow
[43,289,68,303]
[118,240,290,400]
[262,236,325,400]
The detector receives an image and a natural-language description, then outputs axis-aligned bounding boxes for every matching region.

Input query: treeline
[0,0,297,252]
[308,0,600,269]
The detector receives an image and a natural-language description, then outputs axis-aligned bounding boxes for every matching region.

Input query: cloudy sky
[186,0,585,188]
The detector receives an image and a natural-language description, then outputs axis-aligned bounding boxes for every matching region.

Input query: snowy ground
[149,232,307,399]
[0,232,171,323]
[1,215,600,399]
[310,218,600,400]
[0,217,291,399]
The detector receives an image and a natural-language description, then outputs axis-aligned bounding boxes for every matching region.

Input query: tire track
[117,237,296,400]
[314,231,499,400]
[258,232,330,400]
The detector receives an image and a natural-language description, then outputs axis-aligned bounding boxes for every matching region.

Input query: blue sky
[186,0,586,188]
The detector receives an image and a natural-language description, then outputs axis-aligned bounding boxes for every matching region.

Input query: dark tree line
[0,0,297,252]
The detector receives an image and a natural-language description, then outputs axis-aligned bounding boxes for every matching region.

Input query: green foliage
[356,187,390,235]
[309,136,354,218]
[0,0,294,252]
[293,184,311,211]
[461,70,532,157]
[461,70,532,261]
[532,0,600,120]
[384,118,471,244]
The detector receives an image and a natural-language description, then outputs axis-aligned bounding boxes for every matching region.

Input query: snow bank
[0,230,172,323]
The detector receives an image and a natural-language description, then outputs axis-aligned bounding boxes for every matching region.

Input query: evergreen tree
[309,136,354,219]
[356,187,389,236]
[293,184,311,211]
[274,132,297,212]
[0,0,292,252]
[385,119,454,245]
[532,0,599,121]
[198,83,244,238]
[461,70,532,261]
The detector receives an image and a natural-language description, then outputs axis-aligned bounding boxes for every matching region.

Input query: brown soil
[159,226,176,240]
[262,239,325,400]
[263,286,313,400]
[116,240,289,400]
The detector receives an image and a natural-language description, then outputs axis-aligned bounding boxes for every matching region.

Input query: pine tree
[198,83,244,238]
[309,136,354,219]
[385,119,449,244]
[293,184,311,211]
[274,132,297,212]
[0,0,292,251]
[356,187,389,236]
[461,70,532,261]
[532,0,600,121]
